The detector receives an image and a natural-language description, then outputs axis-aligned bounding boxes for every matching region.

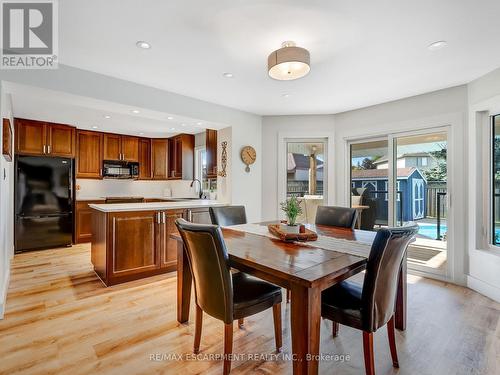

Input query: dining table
[172,222,407,375]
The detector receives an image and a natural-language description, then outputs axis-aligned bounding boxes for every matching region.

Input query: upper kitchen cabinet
[103,134,139,162]
[15,118,76,158]
[76,130,103,179]
[151,139,168,180]
[46,123,76,157]
[138,138,152,180]
[168,134,194,180]
[206,129,218,179]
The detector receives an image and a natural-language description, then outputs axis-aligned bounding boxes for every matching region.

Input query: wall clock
[240,145,256,172]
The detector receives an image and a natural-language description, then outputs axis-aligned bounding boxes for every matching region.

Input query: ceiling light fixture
[223,72,234,78]
[136,41,151,49]
[181,123,186,127]
[427,40,447,51]
[104,115,111,119]
[132,109,140,114]
[92,126,98,129]
[167,116,174,120]
[268,41,310,81]
[196,122,203,126]
[170,127,176,131]
[282,93,291,98]
[139,132,144,135]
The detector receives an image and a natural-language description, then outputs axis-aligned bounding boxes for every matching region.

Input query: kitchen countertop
[89,200,226,212]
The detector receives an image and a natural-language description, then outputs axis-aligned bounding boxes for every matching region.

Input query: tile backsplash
[76,179,200,199]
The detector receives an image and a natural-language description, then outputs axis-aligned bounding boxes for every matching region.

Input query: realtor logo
[1,0,58,69]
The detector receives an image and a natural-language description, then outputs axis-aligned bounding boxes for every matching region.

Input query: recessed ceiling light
[223,72,234,78]
[181,123,186,127]
[282,93,291,98]
[427,40,447,51]
[132,109,140,114]
[170,127,176,131]
[139,132,144,135]
[136,41,151,49]
[103,115,111,119]
[92,126,98,129]
[196,122,203,126]
[167,116,174,120]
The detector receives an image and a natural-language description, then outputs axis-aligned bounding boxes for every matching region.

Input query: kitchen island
[89,200,225,286]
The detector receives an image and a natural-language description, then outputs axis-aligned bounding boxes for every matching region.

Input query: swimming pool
[417,223,447,239]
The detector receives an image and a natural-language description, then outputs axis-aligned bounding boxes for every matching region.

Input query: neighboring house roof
[373,152,433,165]
[351,167,426,180]
[287,153,323,172]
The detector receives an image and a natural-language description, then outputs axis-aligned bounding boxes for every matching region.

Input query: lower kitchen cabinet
[160,209,184,269]
[91,208,188,286]
[75,200,105,243]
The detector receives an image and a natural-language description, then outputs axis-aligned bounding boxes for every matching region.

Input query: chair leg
[362,331,375,375]
[194,305,203,354]
[332,321,339,337]
[387,316,399,368]
[272,303,283,352]
[223,322,233,375]
[286,289,291,303]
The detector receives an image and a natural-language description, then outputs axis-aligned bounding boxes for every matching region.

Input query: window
[421,157,428,166]
[492,115,500,245]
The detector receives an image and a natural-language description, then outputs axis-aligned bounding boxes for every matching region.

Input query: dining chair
[175,218,282,375]
[315,205,358,229]
[209,205,247,226]
[321,224,418,375]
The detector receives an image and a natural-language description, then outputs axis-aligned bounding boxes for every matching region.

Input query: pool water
[417,223,447,239]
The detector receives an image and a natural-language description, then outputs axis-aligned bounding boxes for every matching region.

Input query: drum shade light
[268,41,310,81]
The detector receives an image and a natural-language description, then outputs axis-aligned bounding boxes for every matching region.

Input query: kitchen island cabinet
[90,201,224,286]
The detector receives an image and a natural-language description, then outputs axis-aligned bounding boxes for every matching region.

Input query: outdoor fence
[426,182,447,218]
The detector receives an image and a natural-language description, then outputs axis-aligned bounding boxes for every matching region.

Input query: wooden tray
[267,224,318,242]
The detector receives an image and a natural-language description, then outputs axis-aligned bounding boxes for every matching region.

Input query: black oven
[102,160,139,179]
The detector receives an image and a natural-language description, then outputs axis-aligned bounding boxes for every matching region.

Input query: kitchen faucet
[190,179,203,199]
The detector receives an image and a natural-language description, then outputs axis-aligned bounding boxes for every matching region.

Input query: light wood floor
[0,244,498,375]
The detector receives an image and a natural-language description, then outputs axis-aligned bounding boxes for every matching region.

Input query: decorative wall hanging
[218,141,227,177]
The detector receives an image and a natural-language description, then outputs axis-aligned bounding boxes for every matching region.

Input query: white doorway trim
[277,131,335,219]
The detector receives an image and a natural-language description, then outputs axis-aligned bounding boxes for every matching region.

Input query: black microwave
[102,160,139,179]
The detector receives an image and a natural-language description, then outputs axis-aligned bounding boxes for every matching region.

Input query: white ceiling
[4,82,223,137]
[57,0,500,115]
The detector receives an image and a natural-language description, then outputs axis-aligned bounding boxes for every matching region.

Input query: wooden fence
[426,182,447,218]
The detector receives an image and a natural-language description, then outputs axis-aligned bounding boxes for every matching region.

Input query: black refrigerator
[15,155,73,252]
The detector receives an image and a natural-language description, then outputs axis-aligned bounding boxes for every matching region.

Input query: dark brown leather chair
[321,224,418,375]
[315,205,358,229]
[175,219,282,374]
[209,205,247,226]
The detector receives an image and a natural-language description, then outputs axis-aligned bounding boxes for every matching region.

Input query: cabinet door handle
[47,145,51,154]
[43,145,46,154]
[162,212,166,224]
[156,212,160,224]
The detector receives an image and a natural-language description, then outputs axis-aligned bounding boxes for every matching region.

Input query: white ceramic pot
[280,223,300,234]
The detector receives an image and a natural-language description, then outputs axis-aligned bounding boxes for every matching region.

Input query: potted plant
[280,196,303,233]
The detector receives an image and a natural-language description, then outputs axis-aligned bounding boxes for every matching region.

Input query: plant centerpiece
[280,196,303,233]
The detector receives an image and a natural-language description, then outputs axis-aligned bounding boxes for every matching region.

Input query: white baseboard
[0,267,11,320]
[467,275,500,303]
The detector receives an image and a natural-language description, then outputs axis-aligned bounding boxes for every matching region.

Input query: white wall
[0,87,15,319]
[466,67,500,302]
[261,115,335,221]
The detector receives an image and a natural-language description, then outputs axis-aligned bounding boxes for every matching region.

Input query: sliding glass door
[349,129,450,277]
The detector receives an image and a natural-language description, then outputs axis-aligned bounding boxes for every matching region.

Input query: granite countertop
[89,200,226,212]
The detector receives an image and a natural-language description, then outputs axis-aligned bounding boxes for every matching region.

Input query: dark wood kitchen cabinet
[15,118,76,158]
[103,134,139,162]
[206,128,218,179]
[168,134,194,180]
[91,208,182,285]
[76,130,103,179]
[75,200,105,243]
[138,138,152,179]
[160,209,184,269]
[151,139,168,180]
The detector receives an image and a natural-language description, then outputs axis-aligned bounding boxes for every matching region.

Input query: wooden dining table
[172,222,407,375]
